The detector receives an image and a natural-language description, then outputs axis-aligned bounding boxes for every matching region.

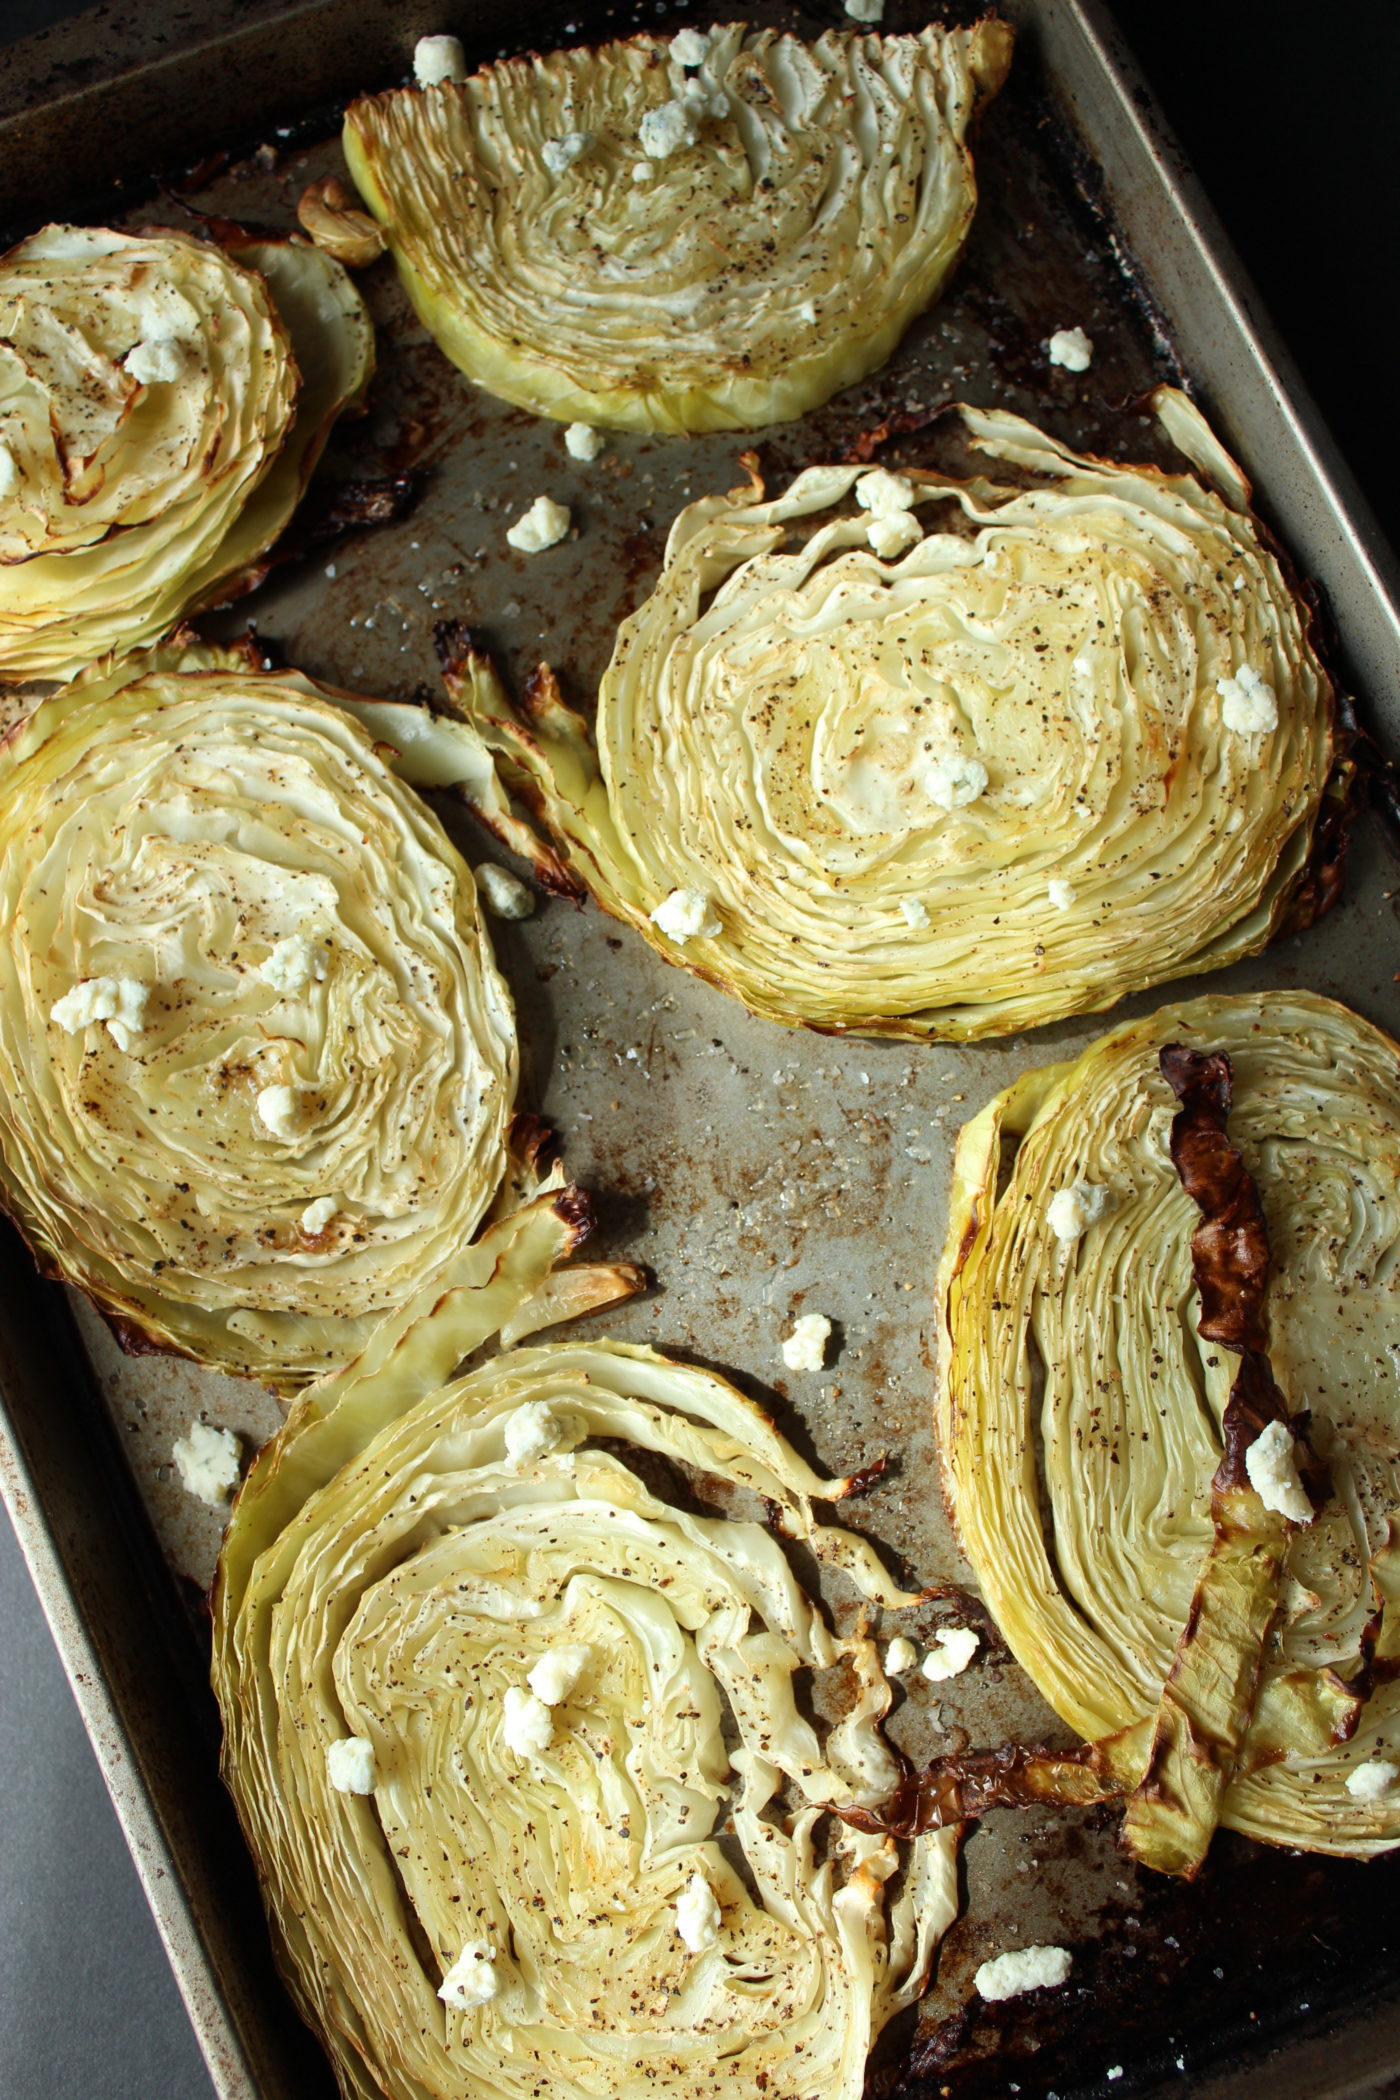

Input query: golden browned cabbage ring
[342,19,1011,432]
[938,990,1400,1862]
[0,223,371,681]
[213,1292,959,2100]
[450,390,1339,1041]
[0,640,527,1391]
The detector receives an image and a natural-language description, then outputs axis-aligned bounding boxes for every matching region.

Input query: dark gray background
[1,3,1397,2096]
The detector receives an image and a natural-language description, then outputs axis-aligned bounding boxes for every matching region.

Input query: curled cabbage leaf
[0,640,533,1390]
[0,224,371,681]
[937,989,1400,1859]
[214,1310,958,2100]
[343,20,1011,432]
[452,390,1338,1040]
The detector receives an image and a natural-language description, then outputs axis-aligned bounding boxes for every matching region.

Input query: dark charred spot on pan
[1159,1043,1271,1352]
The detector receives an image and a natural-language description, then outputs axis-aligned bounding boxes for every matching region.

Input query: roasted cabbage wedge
[343,19,1011,432]
[936,991,1400,1863]
[448,390,1338,1040]
[214,1299,960,2100]
[0,223,372,681]
[0,638,543,1391]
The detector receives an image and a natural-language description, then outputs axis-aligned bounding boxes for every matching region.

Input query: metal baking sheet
[3,2,1400,2096]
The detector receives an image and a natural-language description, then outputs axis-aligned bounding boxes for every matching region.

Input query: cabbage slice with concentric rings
[214,1318,959,2100]
[450,389,1339,1041]
[0,224,371,681]
[0,639,595,1390]
[937,989,1400,1862]
[343,19,1011,433]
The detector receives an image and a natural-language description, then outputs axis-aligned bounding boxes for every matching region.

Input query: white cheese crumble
[921,1626,979,1680]
[650,887,721,942]
[502,1685,555,1758]
[674,1871,723,1952]
[639,100,698,158]
[564,421,605,462]
[884,1636,919,1676]
[975,1944,1073,2001]
[925,753,989,811]
[506,494,570,553]
[414,33,467,87]
[1047,326,1093,372]
[51,975,150,1053]
[845,0,885,20]
[326,1736,377,1794]
[1048,1180,1110,1243]
[259,934,326,996]
[781,1312,831,1373]
[438,1940,499,2009]
[0,441,21,499]
[1047,877,1076,910]
[670,25,711,65]
[855,466,916,516]
[300,1196,337,1236]
[257,1084,317,1144]
[1244,1418,1313,1524]
[867,511,923,559]
[631,161,655,182]
[542,131,591,176]
[476,862,535,920]
[1218,663,1278,735]
[528,1643,592,1707]
[503,1400,563,1467]
[678,73,728,121]
[901,898,931,930]
[171,1420,241,1505]
[1345,1758,1399,1802]
[127,336,185,385]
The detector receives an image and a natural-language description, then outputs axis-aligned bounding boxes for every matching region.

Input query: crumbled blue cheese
[564,422,605,462]
[867,511,923,559]
[502,1685,554,1758]
[476,862,535,920]
[677,73,728,121]
[506,494,570,553]
[542,131,591,176]
[631,162,655,183]
[1047,877,1076,910]
[1345,1758,1399,1802]
[1048,1180,1109,1242]
[670,25,712,65]
[884,1636,919,1676]
[925,754,989,811]
[503,1400,562,1467]
[844,0,885,20]
[1218,663,1278,734]
[259,934,326,996]
[1244,1419,1313,1524]
[528,1643,592,1706]
[781,1312,831,1373]
[127,337,185,385]
[256,1084,311,1143]
[414,33,467,87]
[51,975,150,1053]
[640,100,699,158]
[171,1420,241,1505]
[650,887,721,942]
[856,467,916,516]
[326,1736,377,1794]
[438,1940,499,2009]
[921,1626,979,1680]
[1047,326,1093,372]
[674,1872,723,1952]
[901,898,931,930]
[300,1196,337,1236]
[0,441,22,499]
[975,1944,1073,2001]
